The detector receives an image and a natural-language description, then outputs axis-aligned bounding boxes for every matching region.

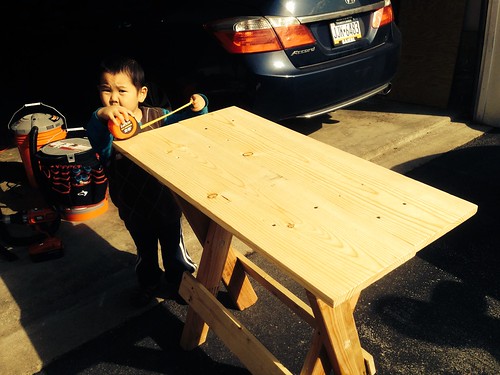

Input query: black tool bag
[30,133,108,208]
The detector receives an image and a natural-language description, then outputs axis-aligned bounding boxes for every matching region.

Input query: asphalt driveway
[32,128,500,375]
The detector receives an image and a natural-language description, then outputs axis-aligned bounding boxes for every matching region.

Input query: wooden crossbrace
[180,250,376,374]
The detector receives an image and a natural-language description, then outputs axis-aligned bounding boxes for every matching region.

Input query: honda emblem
[345,0,355,4]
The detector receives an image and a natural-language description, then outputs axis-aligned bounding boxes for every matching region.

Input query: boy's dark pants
[125,218,196,288]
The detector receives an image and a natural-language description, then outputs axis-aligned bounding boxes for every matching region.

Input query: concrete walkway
[0,97,490,374]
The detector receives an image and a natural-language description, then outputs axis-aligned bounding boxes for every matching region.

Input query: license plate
[330,18,362,45]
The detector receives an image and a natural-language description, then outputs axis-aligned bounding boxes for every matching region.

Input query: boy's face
[97,71,147,113]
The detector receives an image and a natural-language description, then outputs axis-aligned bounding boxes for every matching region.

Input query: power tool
[0,207,64,262]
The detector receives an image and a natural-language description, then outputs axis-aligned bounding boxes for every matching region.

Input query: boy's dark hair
[98,55,146,90]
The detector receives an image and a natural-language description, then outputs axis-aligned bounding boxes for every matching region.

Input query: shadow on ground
[0,156,138,370]
[354,131,500,374]
[36,303,251,375]
[405,135,500,301]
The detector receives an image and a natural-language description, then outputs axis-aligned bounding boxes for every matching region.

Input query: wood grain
[114,107,477,306]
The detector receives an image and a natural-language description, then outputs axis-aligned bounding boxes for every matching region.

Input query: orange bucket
[8,103,67,188]
[59,198,109,222]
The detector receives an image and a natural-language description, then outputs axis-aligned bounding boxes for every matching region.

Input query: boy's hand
[190,94,206,112]
[97,106,132,126]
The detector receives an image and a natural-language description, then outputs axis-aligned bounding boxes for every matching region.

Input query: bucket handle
[29,126,43,189]
[28,126,51,196]
[7,102,67,131]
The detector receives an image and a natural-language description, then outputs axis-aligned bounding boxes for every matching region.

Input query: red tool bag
[34,138,108,208]
[30,133,109,221]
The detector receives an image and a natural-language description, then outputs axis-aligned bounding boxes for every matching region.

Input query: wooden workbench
[114,106,477,374]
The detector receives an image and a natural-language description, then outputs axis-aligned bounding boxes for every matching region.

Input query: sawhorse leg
[302,292,375,375]
[175,195,257,349]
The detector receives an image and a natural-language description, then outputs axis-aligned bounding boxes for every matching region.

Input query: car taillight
[207,17,315,54]
[371,5,394,29]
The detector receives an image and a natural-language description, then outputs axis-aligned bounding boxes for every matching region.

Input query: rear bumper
[246,38,401,121]
[296,82,392,119]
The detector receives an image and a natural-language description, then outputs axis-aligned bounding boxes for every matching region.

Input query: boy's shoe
[130,284,160,308]
[171,290,188,306]
[165,262,197,286]
[165,269,187,286]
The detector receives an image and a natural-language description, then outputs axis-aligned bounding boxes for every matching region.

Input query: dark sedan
[140,0,402,121]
